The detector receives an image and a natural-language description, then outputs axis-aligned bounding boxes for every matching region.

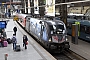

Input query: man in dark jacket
[11,34,17,50]
[23,35,28,49]
[13,26,17,35]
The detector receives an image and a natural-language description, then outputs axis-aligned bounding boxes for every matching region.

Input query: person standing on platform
[0,37,4,47]
[13,26,17,36]
[11,34,17,50]
[23,35,28,49]
[1,29,7,39]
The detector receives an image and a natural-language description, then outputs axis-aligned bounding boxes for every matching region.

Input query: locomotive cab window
[49,24,64,34]
[56,25,64,31]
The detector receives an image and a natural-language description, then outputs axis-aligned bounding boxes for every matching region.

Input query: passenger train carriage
[67,19,90,42]
[16,13,70,53]
[16,13,31,28]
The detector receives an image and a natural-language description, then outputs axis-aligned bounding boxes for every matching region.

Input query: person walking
[13,26,17,36]
[23,35,28,49]
[12,34,17,50]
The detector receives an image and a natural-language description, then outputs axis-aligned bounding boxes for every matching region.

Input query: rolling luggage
[3,41,8,47]
[15,44,21,51]
[7,38,12,44]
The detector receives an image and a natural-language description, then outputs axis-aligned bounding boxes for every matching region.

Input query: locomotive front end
[48,21,70,52]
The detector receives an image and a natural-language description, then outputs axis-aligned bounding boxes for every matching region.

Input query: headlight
[66,38,68,41]
[49,38,52,42]
[57,32,59,34]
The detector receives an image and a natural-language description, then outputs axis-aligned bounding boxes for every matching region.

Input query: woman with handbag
[23,35,28,49]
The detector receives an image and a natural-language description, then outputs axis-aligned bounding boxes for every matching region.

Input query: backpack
[7,38,12,44]
[23,35,28,41]
[12,37,17,43]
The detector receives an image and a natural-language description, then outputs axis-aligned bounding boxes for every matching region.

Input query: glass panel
[85,26,90,34]
[80,25,85,32]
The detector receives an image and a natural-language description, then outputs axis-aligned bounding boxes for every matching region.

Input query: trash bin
[71,24,78,44]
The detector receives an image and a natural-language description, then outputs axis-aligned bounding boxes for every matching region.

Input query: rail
[63,49,87,60]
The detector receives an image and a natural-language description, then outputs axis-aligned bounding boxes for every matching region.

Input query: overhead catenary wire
[19,0,90,9]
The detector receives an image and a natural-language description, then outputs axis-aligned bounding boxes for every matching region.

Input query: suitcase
[3,41,8,47]
[7,38,12,44]
[15,44,21,51]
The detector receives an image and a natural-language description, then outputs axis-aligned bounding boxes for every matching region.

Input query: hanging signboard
[34,0,39,14]
[28,0,31,13]
[45,0,55,16]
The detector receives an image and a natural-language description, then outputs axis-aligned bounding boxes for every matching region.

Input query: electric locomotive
[26,18,70,52]
[16,13,70,53]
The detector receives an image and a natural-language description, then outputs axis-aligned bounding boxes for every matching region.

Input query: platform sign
[13,16,19,21]
[0,21,6,28]
[34,0,39,14]
[71,24,78,44]
[45,0,55,16]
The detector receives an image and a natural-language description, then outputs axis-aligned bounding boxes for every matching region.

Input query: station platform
[68,36,90,60]
[0,19,56,60]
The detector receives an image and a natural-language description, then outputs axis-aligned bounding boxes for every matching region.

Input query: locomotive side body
[29,18,42,39]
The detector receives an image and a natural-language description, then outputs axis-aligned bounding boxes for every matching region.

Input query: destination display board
[45,0,55,16]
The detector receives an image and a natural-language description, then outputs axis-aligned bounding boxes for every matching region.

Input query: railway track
[53,49,87,60]
[52,53,70,60]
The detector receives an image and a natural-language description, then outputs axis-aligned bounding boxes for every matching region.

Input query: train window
[41,25,45,31]
[57,25,64,30]
[49,25,63,34]
[49,25,64,31]
[80,25,85,32]
[85,26,90,34]
[67,23,72,29]
[67,22,69,28]
[19,18,22,23]
[67,23,70,29]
